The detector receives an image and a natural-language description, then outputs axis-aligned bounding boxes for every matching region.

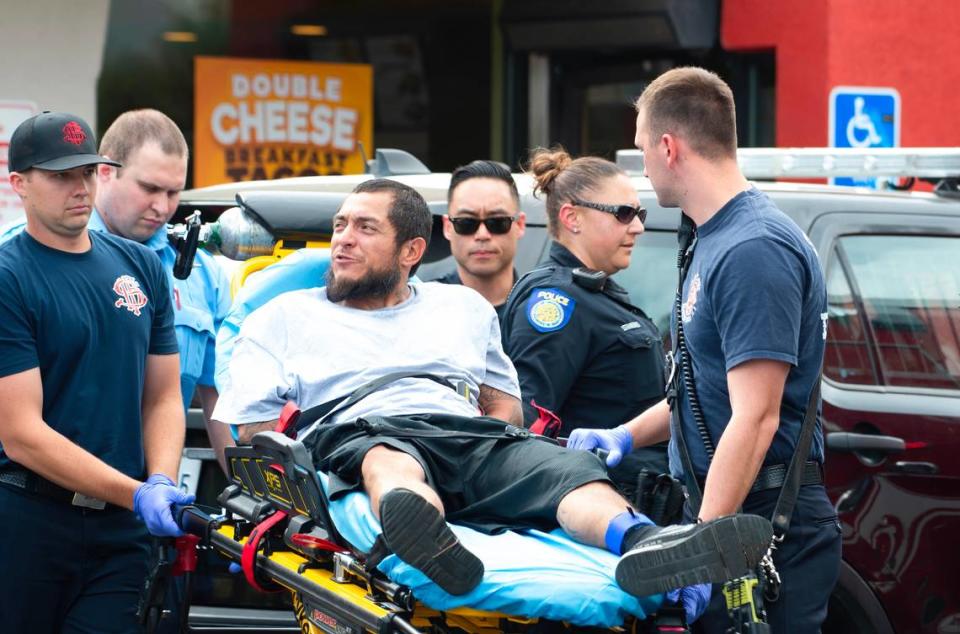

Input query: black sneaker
[378,488,484,596]
[615,514,773,597]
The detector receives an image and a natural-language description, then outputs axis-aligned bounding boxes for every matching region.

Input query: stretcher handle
[174,504,216,540]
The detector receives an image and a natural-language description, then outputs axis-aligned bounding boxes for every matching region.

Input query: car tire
[822,560,894,634]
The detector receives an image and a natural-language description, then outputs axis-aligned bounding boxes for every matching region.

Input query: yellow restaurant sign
[194,56,372,187]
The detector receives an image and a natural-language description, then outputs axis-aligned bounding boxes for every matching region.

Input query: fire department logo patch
[113,275,149,317]
[681,272,702,323]
[62,121,86,145]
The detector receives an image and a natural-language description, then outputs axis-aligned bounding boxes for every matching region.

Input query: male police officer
[435,160,525,320]
[0,112,193,632]
[569,67,841,633]
[0,109,234,473]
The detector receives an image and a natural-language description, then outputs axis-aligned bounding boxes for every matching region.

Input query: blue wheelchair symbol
[829,87,900,187]
[845,97,883,148]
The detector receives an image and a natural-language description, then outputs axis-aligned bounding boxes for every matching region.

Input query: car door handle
[893,461,939,475]
[826,432,905,453]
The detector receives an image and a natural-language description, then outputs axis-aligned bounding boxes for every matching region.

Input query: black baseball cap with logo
[8,111,122,173]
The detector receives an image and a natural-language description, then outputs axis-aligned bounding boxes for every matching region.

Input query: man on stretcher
[212,178,772,623]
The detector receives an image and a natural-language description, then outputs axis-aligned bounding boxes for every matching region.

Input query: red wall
[722,0,960,147]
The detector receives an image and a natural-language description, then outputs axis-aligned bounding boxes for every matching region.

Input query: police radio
[572,267,607,292]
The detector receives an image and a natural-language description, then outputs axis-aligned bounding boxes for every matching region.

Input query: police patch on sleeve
[526,287,576,333]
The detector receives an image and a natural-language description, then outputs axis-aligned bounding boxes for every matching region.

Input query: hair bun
[528,146,572,197]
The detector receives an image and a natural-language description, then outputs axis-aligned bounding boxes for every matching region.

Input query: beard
[325,258,402,303]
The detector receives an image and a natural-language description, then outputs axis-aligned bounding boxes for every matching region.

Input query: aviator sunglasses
[571,198,647,225]
[448,215,519,235]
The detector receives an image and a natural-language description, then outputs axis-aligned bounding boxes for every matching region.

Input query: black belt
[750,461,822,494]
[0,467,122,511]
[696,461,823,495]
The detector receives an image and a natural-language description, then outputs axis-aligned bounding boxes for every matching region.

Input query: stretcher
[176,430,692,634]
[169,192,755,632]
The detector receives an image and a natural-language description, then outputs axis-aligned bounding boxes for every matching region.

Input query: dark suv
[176,153,960,633]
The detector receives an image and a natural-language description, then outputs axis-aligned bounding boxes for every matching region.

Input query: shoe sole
[379,488,484,596]
[615,514,772,597]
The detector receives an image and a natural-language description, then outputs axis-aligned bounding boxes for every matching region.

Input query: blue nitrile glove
[567,425,633,467]
[134,474,195,537]
[666,583,712,624]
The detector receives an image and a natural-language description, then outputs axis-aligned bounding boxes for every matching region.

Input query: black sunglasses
[448,215,518,235]
[571,198,647,225]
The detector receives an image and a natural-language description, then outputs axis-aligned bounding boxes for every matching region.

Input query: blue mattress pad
[321,474,662,627]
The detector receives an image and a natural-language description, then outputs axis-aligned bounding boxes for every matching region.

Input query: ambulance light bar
[616,147,960,180]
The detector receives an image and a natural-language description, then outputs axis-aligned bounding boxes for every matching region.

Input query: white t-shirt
[212,282,520,439]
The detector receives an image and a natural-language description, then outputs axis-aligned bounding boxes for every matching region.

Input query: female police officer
[501,147,669,495]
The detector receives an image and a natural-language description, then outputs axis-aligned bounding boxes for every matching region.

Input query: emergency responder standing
[569,67,841,633]
[0,109,234,473]
[435,160,525,321]
[0,111,193,632]
[501,147,669,494]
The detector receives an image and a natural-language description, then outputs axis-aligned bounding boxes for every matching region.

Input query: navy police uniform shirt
[434,268,517,323]
[502,242,666,436]
[0,231,178,478]
[670,188,827,480]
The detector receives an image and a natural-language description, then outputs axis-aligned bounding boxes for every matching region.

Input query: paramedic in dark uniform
[569,67,841,633]
[0,112,193,633]
[501,147,669,490]
[435,159,524,321]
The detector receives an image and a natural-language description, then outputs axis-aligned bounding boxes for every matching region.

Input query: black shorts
[306,413,612,534]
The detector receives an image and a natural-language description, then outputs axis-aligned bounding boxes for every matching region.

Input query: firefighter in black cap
[0,111,192,632]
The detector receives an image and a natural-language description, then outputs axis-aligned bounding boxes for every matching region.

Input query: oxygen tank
[210,206,277,260]
[169,207,276,261]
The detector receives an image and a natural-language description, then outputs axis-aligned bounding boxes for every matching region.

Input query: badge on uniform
[526,287,575,333]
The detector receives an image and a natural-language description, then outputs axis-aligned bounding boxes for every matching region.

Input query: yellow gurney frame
[177,431,633,634]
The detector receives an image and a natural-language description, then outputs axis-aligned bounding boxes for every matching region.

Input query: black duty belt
[696,461,823,496]
[750,461,822,494]
[0,467,122,511]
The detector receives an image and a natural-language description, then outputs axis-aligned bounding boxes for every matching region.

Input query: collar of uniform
[88,209,109,234]
[436,268,463,285]
[438,268,518,286]
[547,241,585,268]
[604,277,629,298]
[698,187,761,238]
[548,240,630,297]
[144,224,170,254]
[89,209,175,264]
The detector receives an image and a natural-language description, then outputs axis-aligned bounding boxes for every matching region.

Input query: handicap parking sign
[829,87,900,187]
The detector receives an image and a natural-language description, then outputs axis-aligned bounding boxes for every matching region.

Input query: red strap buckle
[275,401,301,439]
[171,534,200,576]
[528,400,562,438]
[240,510,288,593]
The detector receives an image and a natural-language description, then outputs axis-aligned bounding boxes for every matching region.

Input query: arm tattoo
[478,385,523,426]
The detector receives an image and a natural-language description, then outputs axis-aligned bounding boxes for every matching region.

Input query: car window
[839,235,960,390]
[614,230,678,348]
[824,252,879,385]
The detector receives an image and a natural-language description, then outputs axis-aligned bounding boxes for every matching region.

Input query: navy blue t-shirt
[0,231,178,478]
[669,188,828,479]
